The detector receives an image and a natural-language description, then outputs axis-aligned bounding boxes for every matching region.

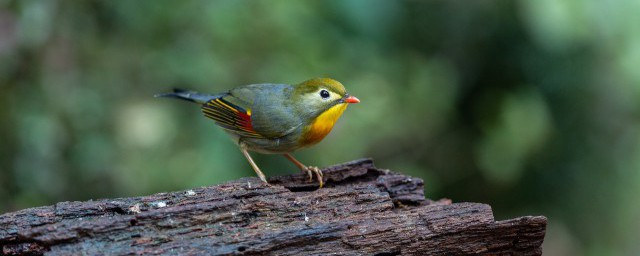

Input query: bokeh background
[1,0,639,255]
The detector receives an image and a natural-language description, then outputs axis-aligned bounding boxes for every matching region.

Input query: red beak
[344,95,360,104]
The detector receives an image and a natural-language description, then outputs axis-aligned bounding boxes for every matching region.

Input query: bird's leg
[240,147,268,184]
[283,154,323,188]
[284,154,313,181]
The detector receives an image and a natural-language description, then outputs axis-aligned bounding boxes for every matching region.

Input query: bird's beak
[344,95,360,104]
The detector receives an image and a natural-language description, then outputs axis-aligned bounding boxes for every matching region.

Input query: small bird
[155,78,359,188]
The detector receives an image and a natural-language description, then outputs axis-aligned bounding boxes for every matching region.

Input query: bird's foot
[302,167,313,181]
[303,166,324,188]
[253,171,272,187]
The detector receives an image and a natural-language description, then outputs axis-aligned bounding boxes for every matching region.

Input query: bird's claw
[303,168,313,181]
[303,166,324,188]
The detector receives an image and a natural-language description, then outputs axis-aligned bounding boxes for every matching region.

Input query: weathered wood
[0,159,546,255]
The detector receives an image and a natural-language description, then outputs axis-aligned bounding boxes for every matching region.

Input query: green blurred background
[1,0,639,255]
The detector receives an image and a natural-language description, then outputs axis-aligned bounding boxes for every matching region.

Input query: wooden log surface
[0,159,546,255]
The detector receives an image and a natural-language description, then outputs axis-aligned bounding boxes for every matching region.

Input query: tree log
[0,159,546,255]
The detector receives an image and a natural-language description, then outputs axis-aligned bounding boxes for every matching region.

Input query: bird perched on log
[156,78,360,188]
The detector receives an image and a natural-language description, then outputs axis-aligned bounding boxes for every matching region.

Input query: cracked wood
[0,159,546,255]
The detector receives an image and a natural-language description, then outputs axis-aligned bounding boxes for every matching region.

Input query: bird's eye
[320,89,330,99]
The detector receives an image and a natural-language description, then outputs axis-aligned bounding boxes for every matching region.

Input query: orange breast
[299,103,348,147]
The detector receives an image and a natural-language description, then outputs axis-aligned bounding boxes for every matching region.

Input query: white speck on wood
[128,203,141,214]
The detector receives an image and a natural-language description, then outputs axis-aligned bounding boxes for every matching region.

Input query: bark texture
[0,159,546,255]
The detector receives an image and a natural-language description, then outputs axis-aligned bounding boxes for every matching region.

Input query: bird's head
[292,78,359,118]
[292,78,359,146]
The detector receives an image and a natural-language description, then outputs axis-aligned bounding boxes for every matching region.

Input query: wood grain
[0,159,546,255]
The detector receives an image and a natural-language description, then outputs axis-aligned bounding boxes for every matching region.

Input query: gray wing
[228,83,303,139]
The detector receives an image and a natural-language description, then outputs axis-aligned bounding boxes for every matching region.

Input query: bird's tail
[154,89,221,104]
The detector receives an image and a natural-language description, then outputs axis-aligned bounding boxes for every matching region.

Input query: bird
[155,78,360,188]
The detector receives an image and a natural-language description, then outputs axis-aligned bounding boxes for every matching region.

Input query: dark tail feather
[154,89,220,104]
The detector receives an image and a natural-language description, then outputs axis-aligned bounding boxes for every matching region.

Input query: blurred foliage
[1,0,640,255]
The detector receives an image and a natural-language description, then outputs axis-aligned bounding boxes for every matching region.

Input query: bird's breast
[298,103,348,147]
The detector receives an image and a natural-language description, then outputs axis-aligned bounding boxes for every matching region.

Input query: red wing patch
[201,98,264,138]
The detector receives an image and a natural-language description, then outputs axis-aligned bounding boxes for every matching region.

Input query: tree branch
[0,159,546,255]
